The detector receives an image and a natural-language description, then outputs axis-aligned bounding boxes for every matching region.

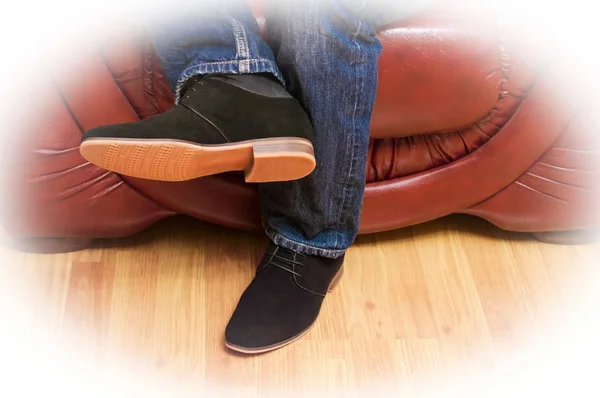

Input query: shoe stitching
[293,252,327,298]
[180,102,231,143]
[293,273,326,297]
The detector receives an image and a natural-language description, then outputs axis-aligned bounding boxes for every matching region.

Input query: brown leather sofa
[2,1,598,253]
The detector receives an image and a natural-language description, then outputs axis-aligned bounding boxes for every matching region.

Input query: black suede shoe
[225,243,344,354]
[80,74,315,183]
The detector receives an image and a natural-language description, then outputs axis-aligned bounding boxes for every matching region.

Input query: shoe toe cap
[225,298,320,353]
[225,311,312,352]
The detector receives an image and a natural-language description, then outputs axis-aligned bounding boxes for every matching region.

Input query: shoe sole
[224,265,345,354]
[79,137,316,183]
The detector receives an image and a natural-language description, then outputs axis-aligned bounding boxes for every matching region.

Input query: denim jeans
[149,0,386,258]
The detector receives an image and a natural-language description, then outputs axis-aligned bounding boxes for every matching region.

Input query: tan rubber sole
[225,265,345,355]
[79,137,316,183]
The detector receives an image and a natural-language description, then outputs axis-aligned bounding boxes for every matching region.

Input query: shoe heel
[244,139,316,183]
[328,265,344,293]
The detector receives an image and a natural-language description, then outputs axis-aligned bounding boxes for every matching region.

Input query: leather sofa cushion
[372,4,503,138]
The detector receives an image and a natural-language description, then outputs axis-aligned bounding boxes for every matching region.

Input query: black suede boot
[225,243,344,354]
[80,74,315,183]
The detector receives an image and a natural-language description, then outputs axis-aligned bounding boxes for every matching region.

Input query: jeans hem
[264,225,347,259]
[174,59,284,103]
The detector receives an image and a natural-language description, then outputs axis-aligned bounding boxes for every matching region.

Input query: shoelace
[260,247,306,277]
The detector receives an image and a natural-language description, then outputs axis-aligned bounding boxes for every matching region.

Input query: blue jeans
[149,0,385,258]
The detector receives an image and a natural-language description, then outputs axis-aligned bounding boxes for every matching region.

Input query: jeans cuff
[174,58,285,103]
[264,225,346,259]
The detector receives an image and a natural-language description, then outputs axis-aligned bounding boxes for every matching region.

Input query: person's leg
[225,0,385,353]
[80,1,316,183]
[147,1,283,102]
[260,0,384,258]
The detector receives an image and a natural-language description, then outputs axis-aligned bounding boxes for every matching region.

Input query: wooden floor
[1,215,599,397]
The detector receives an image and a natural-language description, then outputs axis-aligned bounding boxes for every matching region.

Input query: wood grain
[2,215,599,397]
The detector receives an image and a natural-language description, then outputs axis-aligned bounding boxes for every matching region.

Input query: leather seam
[466,110,579,209]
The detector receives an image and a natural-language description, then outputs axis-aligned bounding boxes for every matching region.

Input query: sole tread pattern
[80,138,316,183]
